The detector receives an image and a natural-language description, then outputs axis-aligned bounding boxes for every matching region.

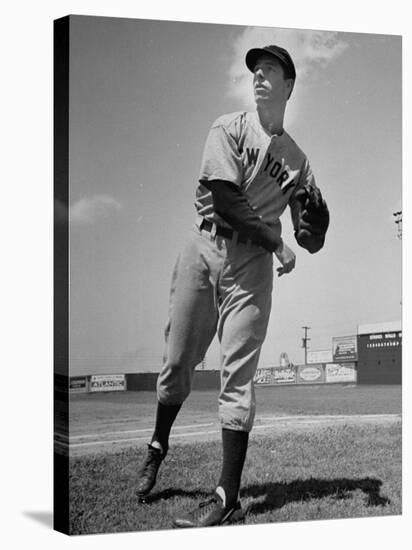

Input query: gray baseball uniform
[136,44,329,528]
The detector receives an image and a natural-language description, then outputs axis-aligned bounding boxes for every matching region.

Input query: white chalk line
[66,430,220,448]
[59,414,400,449]
[256,414,400,422]
[61,422,215,441]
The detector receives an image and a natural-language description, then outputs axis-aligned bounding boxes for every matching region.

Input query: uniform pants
[156,220,273,432]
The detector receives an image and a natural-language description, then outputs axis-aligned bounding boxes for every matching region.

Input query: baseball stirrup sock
[217,428,249,506]
[151,401,182,455]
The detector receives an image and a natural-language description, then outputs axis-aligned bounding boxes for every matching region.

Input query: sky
[61,15,402,375]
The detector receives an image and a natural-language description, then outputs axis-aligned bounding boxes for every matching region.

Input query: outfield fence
[65,363,357,394]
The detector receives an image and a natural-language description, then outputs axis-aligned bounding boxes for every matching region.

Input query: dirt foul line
[65,414,401,450]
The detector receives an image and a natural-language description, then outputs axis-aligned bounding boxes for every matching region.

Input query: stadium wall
[126,370,221,391]
[68,364,360,394]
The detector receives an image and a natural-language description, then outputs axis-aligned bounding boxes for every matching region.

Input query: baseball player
[136,44,329,528]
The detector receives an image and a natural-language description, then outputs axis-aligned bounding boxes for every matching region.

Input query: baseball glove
[293,185,329,253]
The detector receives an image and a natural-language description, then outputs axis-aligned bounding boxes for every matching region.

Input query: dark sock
[150,401,182,456]
[217,428,249,506]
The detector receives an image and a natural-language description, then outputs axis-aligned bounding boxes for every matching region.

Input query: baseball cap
[245,45,296,79]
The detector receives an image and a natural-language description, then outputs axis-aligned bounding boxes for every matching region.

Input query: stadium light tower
[393,210,402,239]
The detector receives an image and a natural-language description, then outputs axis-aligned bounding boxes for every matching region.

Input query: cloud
[69,195,122,225]
[227,27,348,122]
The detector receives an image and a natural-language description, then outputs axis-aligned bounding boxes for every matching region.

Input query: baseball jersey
[195,111,316,232]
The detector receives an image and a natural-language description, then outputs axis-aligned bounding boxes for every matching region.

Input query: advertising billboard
[297,364,325,384]
[254,365,296,386]
[69,376,87,393]
[325,363,357,383]
[90,374,126,392]
[332,335,358,362]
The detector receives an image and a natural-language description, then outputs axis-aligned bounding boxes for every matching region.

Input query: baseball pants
[156,218,273,432]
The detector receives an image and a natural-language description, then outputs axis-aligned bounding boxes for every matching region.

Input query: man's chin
[254,95,270,106]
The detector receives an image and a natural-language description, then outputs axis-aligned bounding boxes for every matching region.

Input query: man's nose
[254,67,264,80]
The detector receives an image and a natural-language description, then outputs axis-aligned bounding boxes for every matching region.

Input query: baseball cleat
[173,487,245,528]
[136,444,164,499]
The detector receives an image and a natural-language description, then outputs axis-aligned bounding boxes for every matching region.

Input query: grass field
[67,385,402,535]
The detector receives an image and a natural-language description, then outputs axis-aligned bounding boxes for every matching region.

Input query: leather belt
[199,218,250,245]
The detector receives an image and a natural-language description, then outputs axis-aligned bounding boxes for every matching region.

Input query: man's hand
[274,241,296,277]
[292,185,329,253]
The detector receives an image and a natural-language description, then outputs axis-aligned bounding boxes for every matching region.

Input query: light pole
[392,211,402,309]
[302,326,311,364]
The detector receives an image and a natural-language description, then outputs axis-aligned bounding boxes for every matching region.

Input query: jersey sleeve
[198,120,243,187]
[207,181,283,252]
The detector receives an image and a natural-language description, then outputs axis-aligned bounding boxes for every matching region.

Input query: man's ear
[286,78,295,100]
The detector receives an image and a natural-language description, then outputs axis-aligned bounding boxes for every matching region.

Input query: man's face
[252,54,294,106]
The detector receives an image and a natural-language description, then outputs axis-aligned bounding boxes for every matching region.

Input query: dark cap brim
[245,47,296,79]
